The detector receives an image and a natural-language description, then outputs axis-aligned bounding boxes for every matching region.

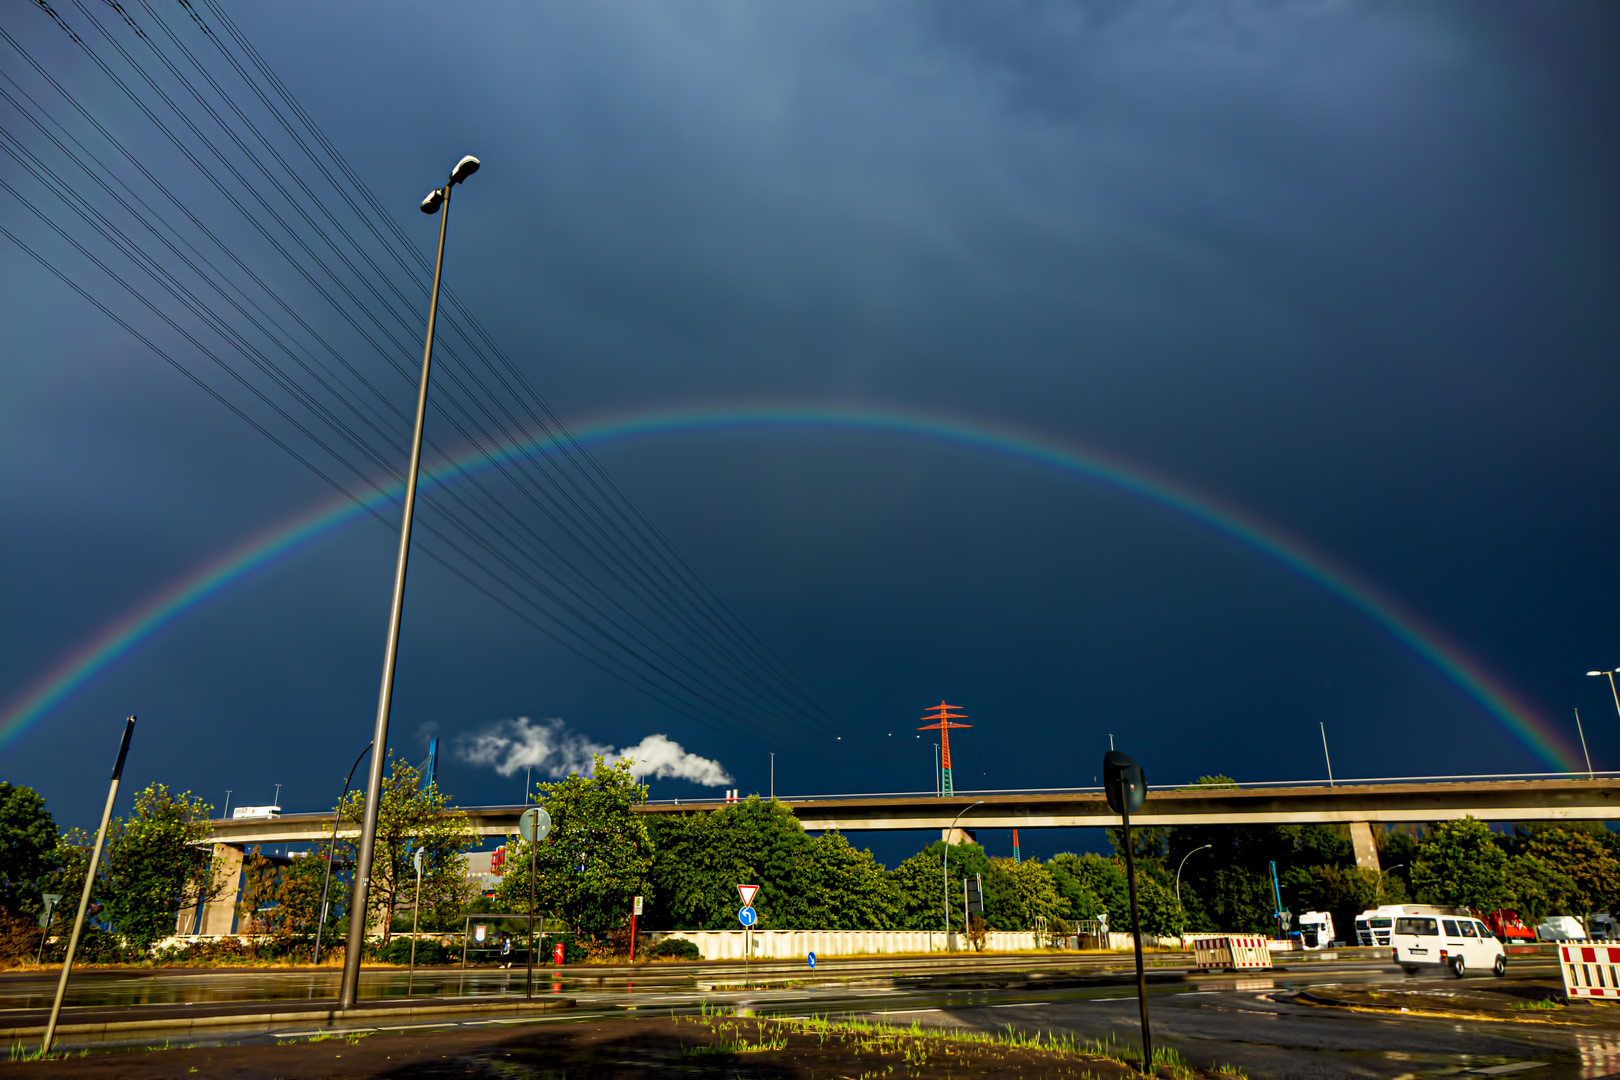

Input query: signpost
[519,807,552,998]
[36,894,61,966]
[407,849,424,995]
[1104,749,1152,1074]
[631,895,643,961]
[807,951,817,969]
[738,884,759,986]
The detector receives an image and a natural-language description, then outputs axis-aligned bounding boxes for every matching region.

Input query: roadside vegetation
[1,763,1616,967]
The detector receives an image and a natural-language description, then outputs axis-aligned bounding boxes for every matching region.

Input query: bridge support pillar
[1349,822,1380,872]
[198,843,245,936]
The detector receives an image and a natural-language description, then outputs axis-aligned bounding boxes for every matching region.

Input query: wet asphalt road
[824,963,1614,1079]
[10,957,1613,1078]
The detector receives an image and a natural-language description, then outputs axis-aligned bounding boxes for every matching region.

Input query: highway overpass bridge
[184,776,1619,935]
[204,775,1620,862]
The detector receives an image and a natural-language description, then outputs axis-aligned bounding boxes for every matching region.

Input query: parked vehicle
[1297,911,1334,949]
[1591,913,1619,942]
[1537,915,1588,942]
[1483,910,1536,943]
[1354,905,1406,947]
[1391,908,1506,978]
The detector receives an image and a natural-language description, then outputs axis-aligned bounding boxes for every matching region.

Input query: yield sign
[737,883,760,908]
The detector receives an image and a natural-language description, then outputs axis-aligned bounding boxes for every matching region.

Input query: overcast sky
[2,0,1617,865]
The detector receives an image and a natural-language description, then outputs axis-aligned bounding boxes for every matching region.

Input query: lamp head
[449,154,480,185]
[420,188,445,214]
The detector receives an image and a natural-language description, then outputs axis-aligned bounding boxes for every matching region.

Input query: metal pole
[339,176,455,1011]
[1120,805,1152,1073]
[1576,710,1594,780]
[223,790,231,819]
[1320,722,1334,786]
[770,753,775,801]
[941,801,983,952]
[314,742,372,966]
[407,854,422,996]
[962,878,969,946]
[526,835,536,998]
[1607,671,1620,727]
[43,717,134,1056]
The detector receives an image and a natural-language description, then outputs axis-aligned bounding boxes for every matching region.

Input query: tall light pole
[313,741,372,966]
[1376,863,1405,903]
[941,801,983,951]
[1587,670,1620,736]
[339,153,479,1011]
[1175,844,1212,904]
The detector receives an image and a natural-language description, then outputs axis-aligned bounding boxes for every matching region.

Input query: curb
[0,996,574,1039]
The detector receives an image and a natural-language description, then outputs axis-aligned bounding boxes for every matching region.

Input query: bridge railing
[635,769,1620,806]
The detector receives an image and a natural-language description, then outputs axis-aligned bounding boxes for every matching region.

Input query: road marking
[988,1002,1051,1008]
[1462,1065,1545,1076]
[878,1008,942,1014]
[1175,991,1218,996]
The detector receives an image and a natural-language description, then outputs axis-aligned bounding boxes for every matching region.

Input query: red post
[630,895,643,960]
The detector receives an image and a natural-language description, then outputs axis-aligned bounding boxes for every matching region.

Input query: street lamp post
[1175,845,1213,905]
[942,801,984,951]
[313,741,372,966]
[1588,670,1620,735]
[1376,863,1405,903]
[338,154,479,1011]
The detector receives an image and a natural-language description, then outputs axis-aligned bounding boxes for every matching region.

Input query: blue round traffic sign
[738,906,757,927]
[807,951,817,968]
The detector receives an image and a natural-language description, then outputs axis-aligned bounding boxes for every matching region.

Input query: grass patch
[678,1001,1245,1078]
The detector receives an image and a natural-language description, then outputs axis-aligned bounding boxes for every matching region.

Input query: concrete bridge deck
[204,777,1620,846]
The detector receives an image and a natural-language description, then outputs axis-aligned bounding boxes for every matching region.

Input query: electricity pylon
[917,701,971,797]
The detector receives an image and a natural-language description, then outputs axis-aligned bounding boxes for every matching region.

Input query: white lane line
[1175,991,1218,996]
[1092,996,1132,1001]
[988,1002,1051,1008]
[875,1008,942,1015]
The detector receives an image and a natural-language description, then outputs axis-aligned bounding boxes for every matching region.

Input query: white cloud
[456,716,732,787]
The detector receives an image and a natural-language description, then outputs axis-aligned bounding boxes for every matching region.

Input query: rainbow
[0,404,1582,770]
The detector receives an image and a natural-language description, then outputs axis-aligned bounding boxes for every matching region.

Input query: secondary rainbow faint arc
[0,405,1582,771]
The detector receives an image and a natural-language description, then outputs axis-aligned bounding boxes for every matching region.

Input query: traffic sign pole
[518,807,551,999]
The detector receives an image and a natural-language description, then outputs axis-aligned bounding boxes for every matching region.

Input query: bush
[379,937,455,966]
[540,934,588,964]
[649,937,701,961]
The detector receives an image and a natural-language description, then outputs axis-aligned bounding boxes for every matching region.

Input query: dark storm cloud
[1,0,1616,862]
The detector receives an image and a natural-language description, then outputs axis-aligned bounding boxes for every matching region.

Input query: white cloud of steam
[457,717,733,787]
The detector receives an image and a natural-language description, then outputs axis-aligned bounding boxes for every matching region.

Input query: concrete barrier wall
[650,928,1077,958]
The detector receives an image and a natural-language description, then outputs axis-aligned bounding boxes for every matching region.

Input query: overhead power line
[3,0,845,751]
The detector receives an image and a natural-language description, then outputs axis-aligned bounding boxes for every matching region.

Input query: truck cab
[1298,911,1334,949]
[1354,905,1405,947]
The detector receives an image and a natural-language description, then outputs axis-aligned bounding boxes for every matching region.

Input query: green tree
[979,857,1066,934]
[1411,817,1510,911]
[338,754,476,944]
[1525,828,1620,918]
[497,756,653,941]
[799,832,901,930]
[1505,853,1575,926]
[1048,852,1127,923]
[101,785,218,950]
[646,796,812,929]
[0,782,57,919]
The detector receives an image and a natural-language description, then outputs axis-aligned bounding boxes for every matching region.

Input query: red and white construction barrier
[1560,944,1620,998]
[1193,935,1274,971]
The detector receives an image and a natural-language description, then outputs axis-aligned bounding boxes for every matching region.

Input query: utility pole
[769,752,775,801]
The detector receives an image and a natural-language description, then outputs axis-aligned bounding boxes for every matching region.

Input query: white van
[1391,910,1505,978]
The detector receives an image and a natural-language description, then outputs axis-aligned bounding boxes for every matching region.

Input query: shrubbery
[648,937,701,961]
